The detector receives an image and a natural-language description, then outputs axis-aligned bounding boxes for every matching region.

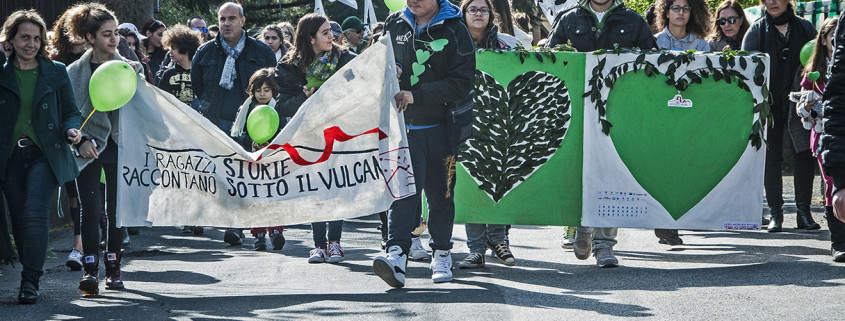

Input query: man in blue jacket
[190,2,276,246]
[372,0,475,287]
[191,2,276,132]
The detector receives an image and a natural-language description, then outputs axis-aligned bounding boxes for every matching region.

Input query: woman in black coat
[742,0,817,232]
[274,13,355,263]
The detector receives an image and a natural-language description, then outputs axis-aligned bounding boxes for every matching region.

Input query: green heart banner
[582,51,770,230]
[454,51,584,226]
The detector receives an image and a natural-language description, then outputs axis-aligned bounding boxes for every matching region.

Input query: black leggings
[78,144,121,255]
[63,180,81,235]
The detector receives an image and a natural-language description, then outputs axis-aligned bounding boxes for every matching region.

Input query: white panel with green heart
[454,51,584,226]
[582,51,770,230]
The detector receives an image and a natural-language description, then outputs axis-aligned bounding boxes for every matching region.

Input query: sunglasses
[717,16,741,25]
[669,5,692,13]
[145,19,166,33]
[193,27,208,33]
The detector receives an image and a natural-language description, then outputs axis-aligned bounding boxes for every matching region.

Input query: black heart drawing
[460,70,571,202]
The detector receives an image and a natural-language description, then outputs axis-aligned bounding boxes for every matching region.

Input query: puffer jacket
[545,0,656,51]
[381,0,476,126]
[821,14,845,192]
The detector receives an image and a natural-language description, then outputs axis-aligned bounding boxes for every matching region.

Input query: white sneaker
[308,247,327,263]
[373,245,407,288]
[66,249,83,271]
[408,237,430,261]
[430,250,453,283]
[327,241,344,263]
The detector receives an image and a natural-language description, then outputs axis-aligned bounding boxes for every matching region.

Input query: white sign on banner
[117,36,414,228]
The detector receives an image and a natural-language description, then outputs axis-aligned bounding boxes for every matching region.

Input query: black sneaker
[253,236,267,251]
[224,229,244,246]
[270,230,285,251]
[458,253,485,269]
[488,241,516,266]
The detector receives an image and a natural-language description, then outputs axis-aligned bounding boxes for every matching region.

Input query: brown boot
[104,250,124,290]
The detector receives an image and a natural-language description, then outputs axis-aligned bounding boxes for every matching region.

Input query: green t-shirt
[11,65,41,152]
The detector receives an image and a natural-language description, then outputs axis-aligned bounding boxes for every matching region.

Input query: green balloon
[89,60,138,111]
[385,0,404,12]
[800,40,816,66]
[247,105,280,144]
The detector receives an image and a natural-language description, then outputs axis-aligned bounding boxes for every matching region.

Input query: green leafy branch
[584,49,772,150]
[479,43,575,65]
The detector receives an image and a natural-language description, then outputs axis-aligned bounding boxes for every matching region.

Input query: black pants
[764,106,816,212]
[386,126,457,253]
[78,142,121,255]
[2,145,57,287]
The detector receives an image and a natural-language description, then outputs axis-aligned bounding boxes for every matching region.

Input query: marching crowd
[2,0,845,305]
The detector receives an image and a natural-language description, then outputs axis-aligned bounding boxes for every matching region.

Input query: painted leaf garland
[461,70,571,202]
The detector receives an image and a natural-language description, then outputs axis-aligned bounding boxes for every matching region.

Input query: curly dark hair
[64,2,117,44]
[655,0,712,39]
[247,67,279,97]
[162,24,202,60]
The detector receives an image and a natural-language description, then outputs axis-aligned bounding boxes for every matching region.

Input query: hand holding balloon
[81,60,138,130]
[247,105,280,145]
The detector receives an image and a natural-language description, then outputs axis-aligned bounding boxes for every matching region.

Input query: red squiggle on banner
[257,126,387,164]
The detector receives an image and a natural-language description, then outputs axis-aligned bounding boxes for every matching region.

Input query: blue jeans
[465,224,506,254]
[387,126,457,254]
[311,220,343,248]
[2,146,58,288]
[577,226,618,250]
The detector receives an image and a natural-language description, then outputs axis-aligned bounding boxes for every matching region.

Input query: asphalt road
[1,177,843,320]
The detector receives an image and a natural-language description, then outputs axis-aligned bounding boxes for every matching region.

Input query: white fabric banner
[314,0,326,15]
[328,0,359,9]
[582,52,768,230]
[117,36,414,228]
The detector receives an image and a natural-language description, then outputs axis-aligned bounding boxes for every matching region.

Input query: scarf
[762,6,813,108]
[230,96,278,137]
[295,51,340,89]
[219,30,246,90]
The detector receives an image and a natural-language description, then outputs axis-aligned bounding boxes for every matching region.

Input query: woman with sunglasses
[654,0,711,52]
[708,0,750,51]
[743,0,817,232]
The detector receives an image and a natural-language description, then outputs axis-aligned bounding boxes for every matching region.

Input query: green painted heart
[416,49,431,63]
[606,72,753,220]
[461,70,571,202]
[411,62,425,76]
[429,39,448,51]
[410,75,419,86]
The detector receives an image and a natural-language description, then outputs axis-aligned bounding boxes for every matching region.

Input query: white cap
[118,23,147,41]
